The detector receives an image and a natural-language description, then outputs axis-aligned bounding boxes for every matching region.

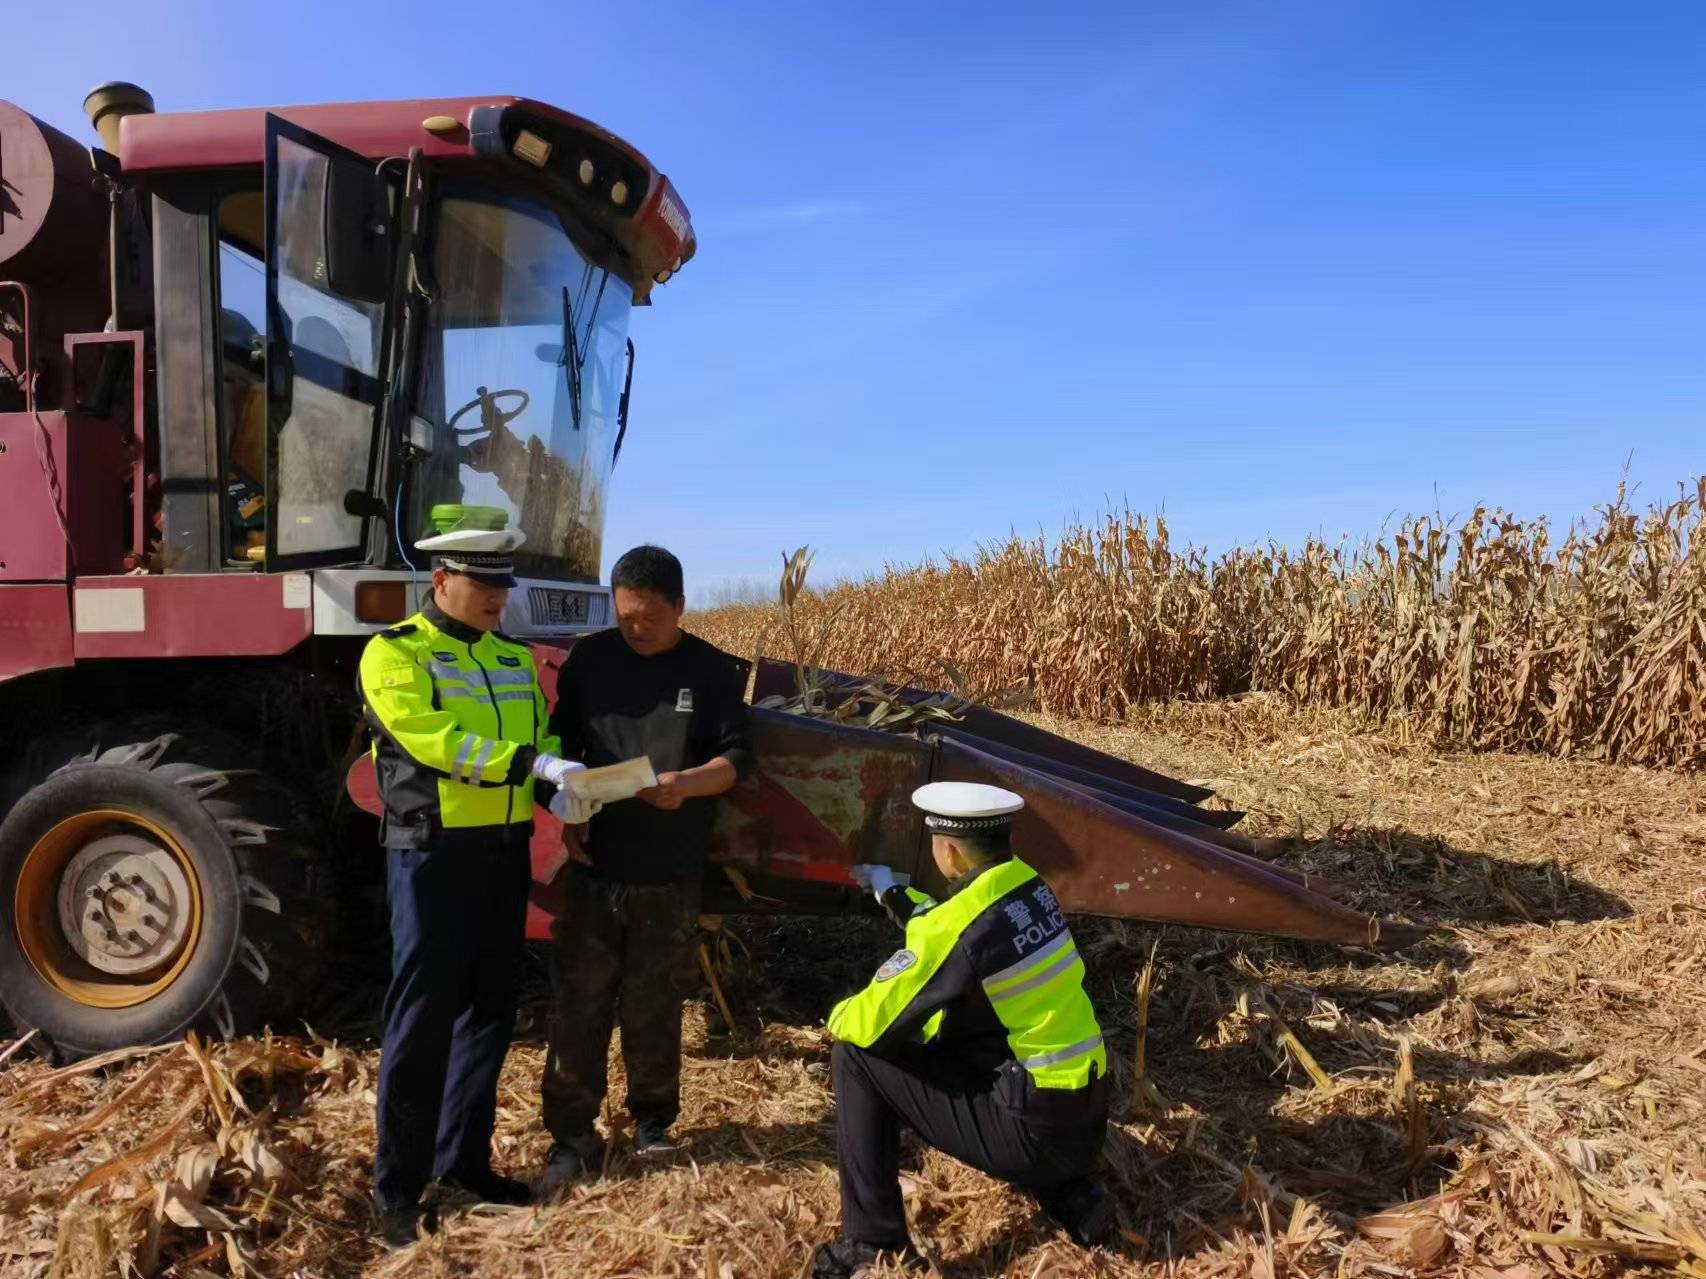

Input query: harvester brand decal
[676,689,694,712]
[659,192,689,241]
[874,949,916,982]
[497,655,521,667]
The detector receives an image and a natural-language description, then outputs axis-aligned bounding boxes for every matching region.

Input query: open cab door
[263,115,398,570]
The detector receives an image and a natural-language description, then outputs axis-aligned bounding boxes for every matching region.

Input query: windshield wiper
[558,266,612,432]
[559,284,584,431]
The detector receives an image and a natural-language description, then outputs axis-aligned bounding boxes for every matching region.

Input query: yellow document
[564,756,658,804]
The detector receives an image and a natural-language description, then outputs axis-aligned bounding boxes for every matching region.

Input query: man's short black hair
[611,545,685,605]
[947,827,1012,863]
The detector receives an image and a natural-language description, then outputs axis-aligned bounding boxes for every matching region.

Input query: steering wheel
[446,386,531,443]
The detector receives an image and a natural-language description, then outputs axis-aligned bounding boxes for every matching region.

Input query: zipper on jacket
[466,636,515,826]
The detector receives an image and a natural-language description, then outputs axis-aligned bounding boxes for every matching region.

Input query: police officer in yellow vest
[358,512,592,1248]
[812,783,1114,1277]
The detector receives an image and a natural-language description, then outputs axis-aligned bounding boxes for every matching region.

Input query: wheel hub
[55,834,193,976]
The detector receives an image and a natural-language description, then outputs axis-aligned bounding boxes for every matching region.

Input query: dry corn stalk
[752,545,973,732]
[693,481,1706,767]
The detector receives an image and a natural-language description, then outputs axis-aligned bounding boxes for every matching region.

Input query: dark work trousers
[832,1040,1110,1247]
[373,833,530,1211]
[541,870,701,1142]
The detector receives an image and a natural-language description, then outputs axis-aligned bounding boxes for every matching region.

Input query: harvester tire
[0,728,320,1058]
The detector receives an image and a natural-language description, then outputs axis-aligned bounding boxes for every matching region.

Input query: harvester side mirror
[323,163,393,305]
[343,489,389,522]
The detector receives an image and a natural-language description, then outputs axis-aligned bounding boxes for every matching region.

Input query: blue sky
[13,2,1704,600]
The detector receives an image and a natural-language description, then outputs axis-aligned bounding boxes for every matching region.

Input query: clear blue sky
[14,2,1704,600]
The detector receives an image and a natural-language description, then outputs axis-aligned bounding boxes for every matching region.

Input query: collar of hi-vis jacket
[422,596,487,645]
[942,857,1012,901]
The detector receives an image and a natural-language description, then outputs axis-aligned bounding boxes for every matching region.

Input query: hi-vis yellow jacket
[827,858,1106,1090]
[358,600,561,846]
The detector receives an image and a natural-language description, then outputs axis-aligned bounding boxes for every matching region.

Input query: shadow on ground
[1294,823,1632,929]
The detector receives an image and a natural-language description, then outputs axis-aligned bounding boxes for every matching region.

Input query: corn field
[691,481,1706,768]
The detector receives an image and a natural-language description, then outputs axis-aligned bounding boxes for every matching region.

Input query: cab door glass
[263,116,395,568]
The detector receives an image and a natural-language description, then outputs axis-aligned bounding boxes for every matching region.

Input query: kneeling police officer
[813,782,1114,1277]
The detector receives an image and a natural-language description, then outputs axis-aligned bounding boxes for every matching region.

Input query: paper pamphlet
[564,756,658,804]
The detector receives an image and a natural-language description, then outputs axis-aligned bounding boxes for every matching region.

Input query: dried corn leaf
[1357,1209,1449,1267]
[174,1143,219,1200]
[159,1180,237,1231]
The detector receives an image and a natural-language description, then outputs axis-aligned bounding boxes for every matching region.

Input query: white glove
[531,753,586,787]
[849,863,908,899]
[549,788,603,826]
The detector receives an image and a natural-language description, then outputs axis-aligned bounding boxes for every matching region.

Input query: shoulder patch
[874,949,917,983]
[496,654,522,667]
[433,650,457,662]
[378,623,418,639]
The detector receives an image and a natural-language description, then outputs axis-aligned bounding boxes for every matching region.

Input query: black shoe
[435,1169,533,1206]
[809,1236,928,1277]
[1040,1179,1114,1246]
[378,1205,437,1250]
[538,1138,602,1196]
[632,1118,677,1155]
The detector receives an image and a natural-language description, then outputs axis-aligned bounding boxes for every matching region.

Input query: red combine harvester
[0,85,1417,1059]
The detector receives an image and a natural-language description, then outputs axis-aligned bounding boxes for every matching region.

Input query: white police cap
[912,781,1025,832]
[414,528,527,588]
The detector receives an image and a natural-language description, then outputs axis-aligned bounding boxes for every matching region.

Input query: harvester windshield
[410,186,632,583]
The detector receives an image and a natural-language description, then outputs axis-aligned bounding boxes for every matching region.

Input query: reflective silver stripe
[492,689,534,703]
[427,661,468,683]
[451,735,477,781]
[483,666,534,686]
[1021,1033,1104,1070]
[983,929,1074,991]
[469,740,498,783]
[987,944,1080,1003]
[437,688,489,701]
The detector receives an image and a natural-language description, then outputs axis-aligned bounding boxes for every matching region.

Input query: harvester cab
[0,85,693,640]
[0,84,696,1055]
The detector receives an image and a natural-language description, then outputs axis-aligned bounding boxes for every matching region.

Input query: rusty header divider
[749,657,1215,804]
[931,724,1245,831]
[933,737,1423,950]
[942,702,1216,805]
[935,728,1296,864]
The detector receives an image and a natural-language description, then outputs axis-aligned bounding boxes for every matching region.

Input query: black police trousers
[541,871,702,1142]
[833,1040,1109,1247]
[373,832,530,1211]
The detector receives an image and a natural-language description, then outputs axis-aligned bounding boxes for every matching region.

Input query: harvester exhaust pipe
[82,81,154,153]
[81,82,153,327]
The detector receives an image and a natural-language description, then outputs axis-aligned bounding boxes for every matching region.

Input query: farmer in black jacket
[537,545,753,1190]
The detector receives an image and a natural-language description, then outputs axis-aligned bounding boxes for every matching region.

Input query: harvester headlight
[611,180,629,206]
[578,158,596,186]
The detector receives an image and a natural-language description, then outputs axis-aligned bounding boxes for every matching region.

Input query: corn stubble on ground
[3,703,1704,1278]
